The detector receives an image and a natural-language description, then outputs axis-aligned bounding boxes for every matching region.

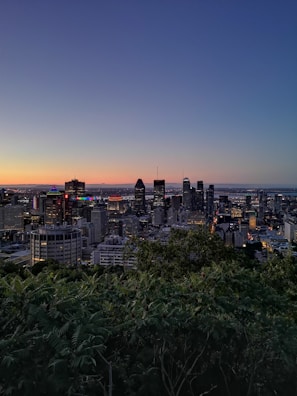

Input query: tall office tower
[274,194,282,216]
[182,177,191,210]
[38,193,47,215]
[258,190,267,223]
[91,206,108,243]
[32,195,38,210]
[44,187,64,226]
[153,179,165,208]
[64,179,85,222]
[190,187,197,211]
[0,188,5,204]
[31,225,82,266]
[171,195,182,211]
[196,181,204,212]
[0,205,24,231]
[259,190,268,209]
[206,184,215,220]
[134,178,146,215]
[65,179,85,197]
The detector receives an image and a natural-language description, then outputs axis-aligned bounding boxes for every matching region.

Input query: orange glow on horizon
[1,168,257,186]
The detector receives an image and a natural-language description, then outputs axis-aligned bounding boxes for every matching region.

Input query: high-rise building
[196,181,204,212]
[258,190,267,223]
[44,187,64,226]
[64,179,85,223]
[30,225,82,266]
[274,194,282,216]
[134,178,146,215]
[182,178,191,210]
[206,184,215,220]
[0,205,24,231]
[91,206,108,243]
[65,179,85,197]
[171,195,182,211]
[107,195,126,214]
[190,187,197,211]
[153,180,165,208]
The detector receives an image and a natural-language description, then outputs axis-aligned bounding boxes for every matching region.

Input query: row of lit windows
[32,233,80,241]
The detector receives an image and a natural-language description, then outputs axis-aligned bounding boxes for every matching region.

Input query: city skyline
[1,1,296,186]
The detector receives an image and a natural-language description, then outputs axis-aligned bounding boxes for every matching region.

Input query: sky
[1,0,296,187]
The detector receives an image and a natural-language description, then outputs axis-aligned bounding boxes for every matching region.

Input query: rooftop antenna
[157,166,159,180]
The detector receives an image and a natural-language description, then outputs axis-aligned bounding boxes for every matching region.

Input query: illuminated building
[134,178,146,215]
[206,184,215,220]
[153,180,165,208]
[196,180,204,212]
[30,225,82,266]
[44,187,64,226]
[107,195,126,214]
[64,179,86,222]
[249,213,257,230]
[65,179,85,197]
[0,205,24,231]
[182,177,191,210]
[231,207,242,219]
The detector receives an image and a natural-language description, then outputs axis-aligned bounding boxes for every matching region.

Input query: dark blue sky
[1,0,296,185]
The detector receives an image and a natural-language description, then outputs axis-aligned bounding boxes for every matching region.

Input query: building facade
[134,178,146,215]
[30,225,82,266]
[182,177,191,210]
[153,179,165,208]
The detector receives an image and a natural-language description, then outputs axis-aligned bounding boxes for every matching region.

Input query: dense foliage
[1,228,297,395]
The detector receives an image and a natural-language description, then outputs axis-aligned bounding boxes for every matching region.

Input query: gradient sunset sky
[1,0,296,186]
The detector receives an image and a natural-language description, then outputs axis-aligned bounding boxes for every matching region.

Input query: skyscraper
[91,206,108,243]
[44,187,64,225]
[196,180,204,212]
[274,194,282,216]
[153,180,165,208]
[258,190,267,223]
[182,177,191,210]
[65,179,85,223]
[65,179,85,198]
[206,184,215,221]
[134,178,146,215]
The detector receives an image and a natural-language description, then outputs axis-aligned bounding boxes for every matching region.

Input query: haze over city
[1,0,296,186]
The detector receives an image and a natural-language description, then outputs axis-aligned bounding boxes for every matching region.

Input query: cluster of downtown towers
[41,178,215,228]
[135,178,214,219]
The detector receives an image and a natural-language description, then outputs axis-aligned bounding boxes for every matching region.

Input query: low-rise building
[91,236,136,268]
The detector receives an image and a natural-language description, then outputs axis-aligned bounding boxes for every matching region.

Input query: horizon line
[2,182,297,189]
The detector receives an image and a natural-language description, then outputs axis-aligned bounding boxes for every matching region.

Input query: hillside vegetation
[1,228,297,396]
